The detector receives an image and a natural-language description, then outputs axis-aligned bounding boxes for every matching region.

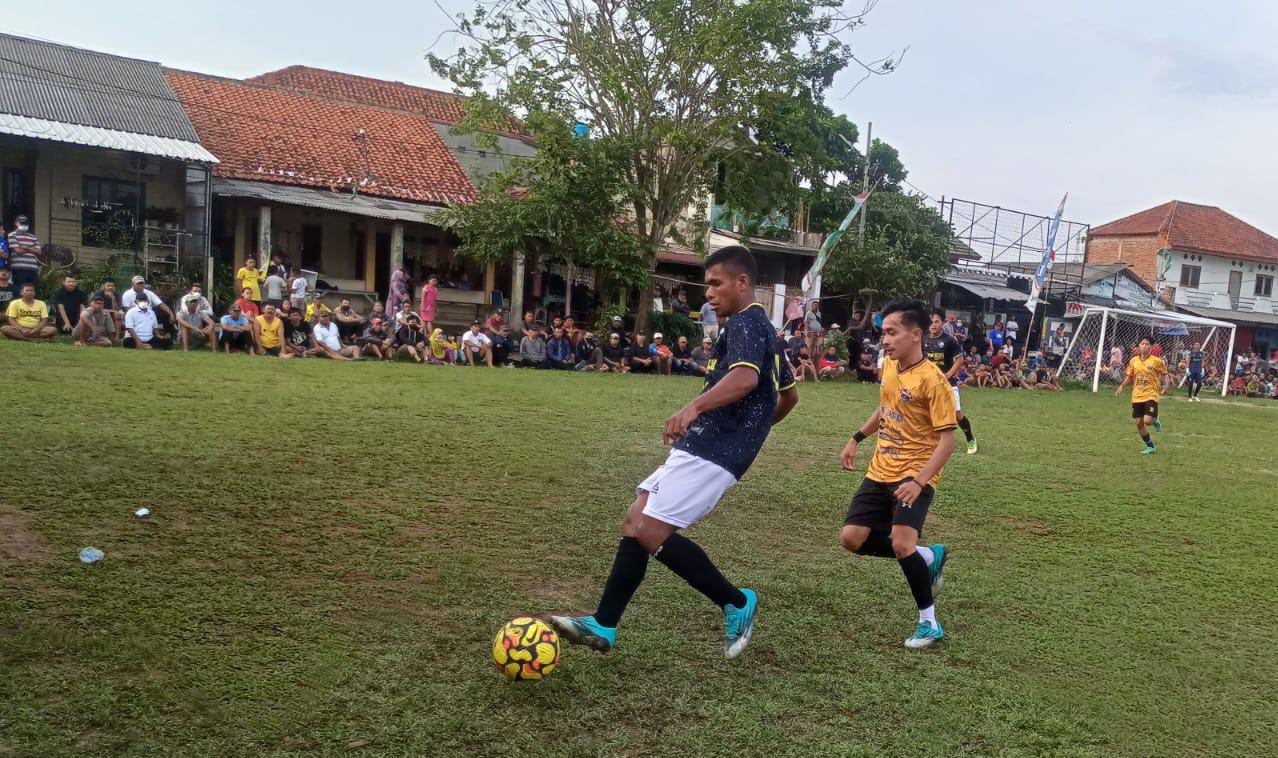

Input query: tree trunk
[635,284,653,334]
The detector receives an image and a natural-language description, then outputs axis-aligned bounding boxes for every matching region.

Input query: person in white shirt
[263,270,288,308]
[289,268,308,311]
[460,321,494,367]
[699,299,718,341]
[179,283,214,321]
[311,311,361,360]
[123,299,171,349]
[1006,318,1019,343]
[121,276,177,329]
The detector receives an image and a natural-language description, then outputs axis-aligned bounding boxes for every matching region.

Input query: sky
[3,0,1277,233]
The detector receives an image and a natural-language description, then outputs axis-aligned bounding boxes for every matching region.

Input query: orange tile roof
[1090,200,1278,262]
[164,68,474,206]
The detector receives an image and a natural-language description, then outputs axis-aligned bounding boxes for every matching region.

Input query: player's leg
[953,387,976,454]
[890,486,944,649]
[1147,401,1162,433]
[1133,405,1155,453]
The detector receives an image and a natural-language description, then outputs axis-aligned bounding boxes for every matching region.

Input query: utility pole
[859,121,872,237]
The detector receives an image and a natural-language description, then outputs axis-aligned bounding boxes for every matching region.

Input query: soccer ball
[492,617,560,681]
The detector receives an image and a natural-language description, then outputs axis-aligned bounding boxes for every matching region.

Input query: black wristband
[853,431,866,443]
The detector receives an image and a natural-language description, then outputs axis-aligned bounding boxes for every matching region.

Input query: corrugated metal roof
[0,113,216,162]
[1178,304,1278,327]
[212,178,447,224]
[0,32,201,142]
[944,277,1025,302]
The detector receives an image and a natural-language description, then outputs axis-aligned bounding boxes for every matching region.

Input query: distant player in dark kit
[1115,336,1169,454]
[839,299,957,649]
[550,245,799,659]
[1185,341,1205,402]
[925,307,977,454]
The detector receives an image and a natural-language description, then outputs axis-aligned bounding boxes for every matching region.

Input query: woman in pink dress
[419,274,438,333]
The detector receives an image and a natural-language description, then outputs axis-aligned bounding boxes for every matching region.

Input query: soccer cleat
[929,544,948,596]
[966,440,978,455]
[905,620,944,649]
[1151,417,1162,433]
[547,614,616,654]
[1141,444,1157,455]
[723,588,759,659]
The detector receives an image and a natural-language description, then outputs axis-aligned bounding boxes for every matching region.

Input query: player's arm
[840,407,882,471]
[896,433,955,505]
[772,386,798,425]
[663,365,759,445]
[946,351,965,382]
[1115,363,1133,395]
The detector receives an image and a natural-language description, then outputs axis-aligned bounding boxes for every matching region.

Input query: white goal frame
[1056,306,1237,395]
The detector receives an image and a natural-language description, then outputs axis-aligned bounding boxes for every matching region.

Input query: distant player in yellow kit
[1115,336,1169,454]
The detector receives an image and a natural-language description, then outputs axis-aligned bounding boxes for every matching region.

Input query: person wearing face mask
[6,215,42,291]
[123,292,172,349]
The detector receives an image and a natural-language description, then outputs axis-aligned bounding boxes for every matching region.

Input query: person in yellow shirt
[253,303,285,356]
[235,257,267,304]
[305,298,332,323]
[1115,336,1169,454]
[838,299,956,650]
[1,283,57,341]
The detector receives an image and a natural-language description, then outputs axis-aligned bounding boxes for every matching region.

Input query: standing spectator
[517,310,539,342]
[6,215,41,290]
[690,336,713,376]
[386,266,409,317]
[1005,317,1019,344]
[987,321,1006,352]
[394,314,429,362]
[608,314,629,349]
[941,314,956,337]
[651,332,674,375]
[546,327,575,369]
[234,257,267,306]
[805,300,824,354]
[1047,324,1068,367]
[268,252,288,279]
[670,335,697,375]
[312,311,361,360]
[91,278,124,335]
[1109,345,1125,381]
[818,345,847,380]
[627,332,657,374]
[0,269,18,318]
[123,296,171,349]
[574,331,598,370]
[0,221,8,270]
[175,297,217,352]
[672,290,691,317]
[121,276,176,330]
[698,297,718,341]
[393,300,415,331]
[784,296,805,334]
[460,321,494,367]
[262,268,287,310]
[520,326,549,368]
[1,283,55,341]
[75,295,116,347]
[332,298,365,343]
[490,324,515,367]
[596,332,628,372]
[234,288,261,319]
[179,283,213,321]
[51,275,86,334]
[281,309,313,359]
[428,328,458,365]
[420,274,439,332]
[219,304,254,354]
[357,317,394,360]
[289,268,308,311]
[254,303,285,356]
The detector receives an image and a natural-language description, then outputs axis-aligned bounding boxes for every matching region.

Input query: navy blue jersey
[1189,350,1204,373]
[923,332,963,387]
[674,303,795,479]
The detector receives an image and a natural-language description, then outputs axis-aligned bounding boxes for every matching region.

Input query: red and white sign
[1065,301,1085,317]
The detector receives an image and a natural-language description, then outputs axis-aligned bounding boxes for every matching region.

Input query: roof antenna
[351,129,377,197]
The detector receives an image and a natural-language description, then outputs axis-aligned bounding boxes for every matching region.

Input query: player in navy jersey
[550,246,799,659]
[1186,342,1205,402]
[924,308,977,453]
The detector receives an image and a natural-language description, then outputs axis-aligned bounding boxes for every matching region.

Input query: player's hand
[663,403,700,446]
[840,440,859,471]
[1114,387,1122,396]
[895,479,923,505]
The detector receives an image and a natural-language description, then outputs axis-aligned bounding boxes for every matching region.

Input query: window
[81,176,145,249]
[301,224,322,270]
[3,169,29,227]
[1179,265,1201,288]
[1257,274,1274,297]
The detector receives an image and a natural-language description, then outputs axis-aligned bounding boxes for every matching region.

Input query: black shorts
[263,347,281,356]
[1131,401,1159,420]
[844,478,933,535]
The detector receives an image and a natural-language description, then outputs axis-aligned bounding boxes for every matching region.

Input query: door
[1228,270,1243,308]
[301,224,322,270]
[374,232,391,298]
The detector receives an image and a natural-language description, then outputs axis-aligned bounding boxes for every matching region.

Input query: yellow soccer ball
[492,617,560,681]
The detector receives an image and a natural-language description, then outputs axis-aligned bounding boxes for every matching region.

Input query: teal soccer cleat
[723,588,759,659]
[548,614,616,654]
[929,544,948,596]
[904,620,944,649]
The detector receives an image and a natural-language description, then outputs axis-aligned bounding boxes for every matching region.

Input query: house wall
[1084,233,1163,283]
[1163,248,1278,305]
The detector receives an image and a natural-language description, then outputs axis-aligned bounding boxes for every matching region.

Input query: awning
[946,278,1024,302]
[0,113,218,163]
[212,178,448,224]
[656,249,703,266]
[1177,304,1278,327]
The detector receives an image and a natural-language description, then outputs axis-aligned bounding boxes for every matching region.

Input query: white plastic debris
[79,547,104,564]
[134,507,151,519]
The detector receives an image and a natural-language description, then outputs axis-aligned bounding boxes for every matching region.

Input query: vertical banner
[802,191,870,303]
[1025,193,1068,313]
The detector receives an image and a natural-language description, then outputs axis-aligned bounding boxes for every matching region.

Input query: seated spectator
[306,298,332,324]
[179,283,213,321]
[428,328,458,365]
[123,296,172,350]
[75,295,117,347]
[608,315,629,349]
[546,327,575,369]
[394,315,429,362]
[357,317,394,361]
[121,276,176,331]
[175,297,217,352]
[392,300,415,331]
[233,287,261,319]
[627,332,657,374]
[671,335,697,375]
[574,331,598,371]
[690,335,713,376]
[1,283,56,342]
[1228,374,1247,396]
[277,298,297,324]
[0,269,17,320]
[794,344,819,382]
[254,304,285,356]
[549,316,565,336]
[332,298,365,343]
[485,309,507,334]
[818,346,846,380]
[595,332,629,373]
[651,333,674,375]
[51,275,87,334]
[219,304,254,354]
[281,310,313,359]
[563,317,578,338]
[520,326,549,369]
[490,324,515,367]
[460,321,494,367]
[312,311,361,360]
[856,343,878,383]
[1246,374,1263,398]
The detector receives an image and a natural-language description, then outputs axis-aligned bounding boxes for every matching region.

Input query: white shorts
[951,385,962,412]
[637,449,738,529]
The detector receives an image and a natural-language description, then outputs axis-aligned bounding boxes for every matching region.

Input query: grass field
[1,343,1275,757]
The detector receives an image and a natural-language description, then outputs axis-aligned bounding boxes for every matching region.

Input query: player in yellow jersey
[838,299,957,649]
[1115,336,1169,454]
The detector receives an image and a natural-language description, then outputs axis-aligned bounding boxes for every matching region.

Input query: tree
[820,191,953,325]
[430,0,895,329]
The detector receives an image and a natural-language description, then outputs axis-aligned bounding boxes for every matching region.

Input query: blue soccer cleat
[548,614,616,654]
[904,620,944,649]
[929,544,948,596]
[723,588,759,659]
[1141,444,1157,455]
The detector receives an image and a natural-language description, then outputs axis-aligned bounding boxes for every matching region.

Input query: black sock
[898,552,933,610]
[654,533,746,609]
[593,537,649,627]
[854,531,896,558]
[1141,433,1153,446]
[957,416,975,442]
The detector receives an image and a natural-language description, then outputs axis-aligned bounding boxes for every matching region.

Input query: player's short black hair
[930,307,946,320]
[881,299,930,332]
[704,244,757,285]
[1139,335,1152,345]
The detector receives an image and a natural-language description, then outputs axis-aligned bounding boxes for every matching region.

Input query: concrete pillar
[483,262,496,307]
[257,205,271,262]
[391,223,404,272]
[233,205,247,270]
[511,252,526,318]
[363,223,377,293]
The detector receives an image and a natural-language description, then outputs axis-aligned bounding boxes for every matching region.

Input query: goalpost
[1056,307,1237,395]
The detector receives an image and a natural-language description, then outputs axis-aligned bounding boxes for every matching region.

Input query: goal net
[1056,307,1237,394]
